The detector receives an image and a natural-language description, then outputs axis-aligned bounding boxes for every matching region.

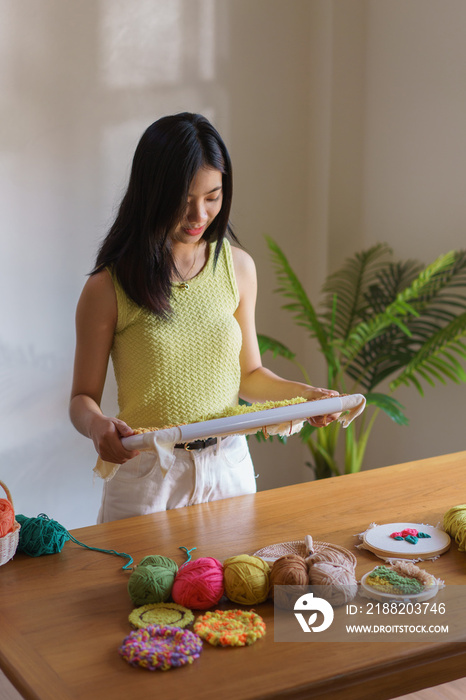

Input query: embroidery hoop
[360,522,451,561]
[121,394,366,450]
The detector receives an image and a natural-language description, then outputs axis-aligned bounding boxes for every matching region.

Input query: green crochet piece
[197,397,308,423]
[367,565,424,595]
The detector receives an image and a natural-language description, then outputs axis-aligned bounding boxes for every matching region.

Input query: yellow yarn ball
[223,554,271,605]
[444,504,466,551]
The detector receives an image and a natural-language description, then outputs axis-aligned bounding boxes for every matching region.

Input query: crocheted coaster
[119,625,202,670]
[128,602,194,629]
[193,609,266,647]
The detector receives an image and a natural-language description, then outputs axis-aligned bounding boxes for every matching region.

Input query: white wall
[1,0,465,529]
[304,0,466,473]
[355,0,466,469]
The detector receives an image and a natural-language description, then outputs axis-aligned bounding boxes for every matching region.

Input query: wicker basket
[0,480,20,566]
[253,538,357,567]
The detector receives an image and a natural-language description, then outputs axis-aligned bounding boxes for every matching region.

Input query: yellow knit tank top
[109,239,242,429]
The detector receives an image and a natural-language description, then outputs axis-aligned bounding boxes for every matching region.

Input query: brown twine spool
[269,554,309,609]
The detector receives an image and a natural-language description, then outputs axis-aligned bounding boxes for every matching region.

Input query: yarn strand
[67,533,134,570]
[16,514,133,569]
[178,546,197,567]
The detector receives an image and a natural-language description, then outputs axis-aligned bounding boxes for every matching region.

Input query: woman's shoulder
[82,268,115,298]
[78,269,117,320]
[229,244,257,300]
[229,244,256,277]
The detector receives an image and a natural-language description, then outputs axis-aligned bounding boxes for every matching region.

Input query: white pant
[97,435,256,523]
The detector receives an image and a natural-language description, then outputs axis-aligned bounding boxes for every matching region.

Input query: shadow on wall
[0,340,103,529]
[1,0,229,529]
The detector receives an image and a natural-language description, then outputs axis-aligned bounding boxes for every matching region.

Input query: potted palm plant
[258,238,466,479]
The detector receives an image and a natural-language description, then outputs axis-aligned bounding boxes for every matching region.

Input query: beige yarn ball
[306,547,358,607]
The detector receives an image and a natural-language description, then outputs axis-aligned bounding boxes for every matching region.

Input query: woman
[70,112,338,522]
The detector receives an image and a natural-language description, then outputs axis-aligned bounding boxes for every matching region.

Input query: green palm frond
[344,260,423,389]
[395,250,466,320]
[345,252,466,389]
[257,334,296,361]
[390,312,466,395]
[343,251,457,364]
[347,339,413,391]
[364,260,424,314]
[260,236,466,477]
[364,393,409,425]
[321,243,393,339]
[265,236,332,364]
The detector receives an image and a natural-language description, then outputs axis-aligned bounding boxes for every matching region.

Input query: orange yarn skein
[0,498,15,537]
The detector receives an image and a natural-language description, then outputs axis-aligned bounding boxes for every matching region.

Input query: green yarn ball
[138,555,175,569]
[128,555,178,606]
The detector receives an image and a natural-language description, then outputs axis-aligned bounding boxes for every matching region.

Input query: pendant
[179,282,189,291]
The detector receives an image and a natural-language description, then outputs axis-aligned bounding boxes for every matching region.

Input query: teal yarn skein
[16,513,70,556]
[15,513,133,569]
[128,555,179,606]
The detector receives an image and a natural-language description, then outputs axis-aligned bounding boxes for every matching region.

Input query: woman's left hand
[302,386,341,428]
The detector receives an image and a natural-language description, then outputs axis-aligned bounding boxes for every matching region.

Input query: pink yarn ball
[171,557,224,610]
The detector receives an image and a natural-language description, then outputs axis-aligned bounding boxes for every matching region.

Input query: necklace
[176,244,200,291]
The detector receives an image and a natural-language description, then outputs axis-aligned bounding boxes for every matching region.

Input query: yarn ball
[138,554,173,568]
[306,547,358,607]
[444,504,466,551]
[223,554,271,605]
[15,514,70,556]
[269,554,309,610]
[171,557,224,610]
[128,556,178,606]
[0,498,15,537]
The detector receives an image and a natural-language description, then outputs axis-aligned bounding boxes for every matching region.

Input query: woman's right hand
[89,413,140,464]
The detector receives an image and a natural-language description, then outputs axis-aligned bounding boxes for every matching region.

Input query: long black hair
[92,112,238,317]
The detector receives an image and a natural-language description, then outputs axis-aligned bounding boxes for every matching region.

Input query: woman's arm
[231,246,339,426]
[69,270,139,463]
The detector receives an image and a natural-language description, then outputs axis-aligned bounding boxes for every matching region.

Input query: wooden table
[1,451,465,700]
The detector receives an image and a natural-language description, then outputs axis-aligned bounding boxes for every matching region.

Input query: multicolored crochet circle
[128,602,194,629]
[119,625,202,671]
[193,609,266,647]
